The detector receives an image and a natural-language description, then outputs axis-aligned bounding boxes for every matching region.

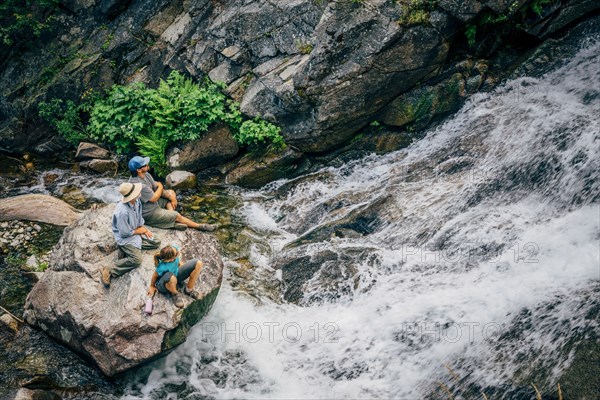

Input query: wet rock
[25,255,38,271]
[23,162,35,172]
[80,159,118,174]
[75,142,111,160]
[523,0,599,39]
[165,170,197,190]
[381,73,465,128]
[285,194,394,248]
[0,194,82,226]
[0,323,113,399]
[23,204,224,376]
[59,186,88,209]
[0,313,20,333]
[14,388,60,400]
[275,247,380,305]
[245,2,453,152]
[224,146,303,188]
[42,173,60,186]
[167,124,239,172]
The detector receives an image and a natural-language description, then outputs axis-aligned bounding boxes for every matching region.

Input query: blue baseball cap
[128,156,150,172]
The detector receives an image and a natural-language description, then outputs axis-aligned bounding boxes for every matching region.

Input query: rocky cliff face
[0,0,597,155]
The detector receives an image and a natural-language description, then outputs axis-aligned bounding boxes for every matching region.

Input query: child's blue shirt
[156,245,180,277]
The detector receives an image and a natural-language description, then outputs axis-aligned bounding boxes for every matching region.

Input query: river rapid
[114,21,600,400]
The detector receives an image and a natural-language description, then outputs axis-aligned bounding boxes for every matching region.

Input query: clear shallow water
[123,36,600,399]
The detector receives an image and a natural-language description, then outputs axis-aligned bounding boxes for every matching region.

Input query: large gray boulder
[167,124,239,172]
[23,204,223,376]
[224,146,303,188]
[74,142,111,160]
[165,170,197,190]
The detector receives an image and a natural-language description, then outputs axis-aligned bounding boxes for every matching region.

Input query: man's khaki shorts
[144,198,178,229]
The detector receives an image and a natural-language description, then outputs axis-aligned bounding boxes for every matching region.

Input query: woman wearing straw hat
[101,182,161,287]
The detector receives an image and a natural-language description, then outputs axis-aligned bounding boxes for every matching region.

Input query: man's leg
[162,190,177,210]
[141,236,161,250]
[175,213,216,231]
[158,197,173,210]
[112,244,142,277]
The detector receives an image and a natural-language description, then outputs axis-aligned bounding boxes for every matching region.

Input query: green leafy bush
[236,118,284,148]
[136,129,170,177]
[38,98,88,144]
[39,70,284,176]
[465,24,477,47]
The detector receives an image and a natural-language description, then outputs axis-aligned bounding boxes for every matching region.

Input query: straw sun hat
[119,182,142,203]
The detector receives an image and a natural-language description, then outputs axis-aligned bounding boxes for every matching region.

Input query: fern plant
[40,70,285,177]
[38,98,89,144]
[236,118,284,148]
[136,129,170,178]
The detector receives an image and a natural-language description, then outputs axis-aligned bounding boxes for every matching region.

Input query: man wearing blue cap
[128,156,216,231]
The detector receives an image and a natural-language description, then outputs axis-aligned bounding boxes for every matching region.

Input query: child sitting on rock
[147,244,203,308]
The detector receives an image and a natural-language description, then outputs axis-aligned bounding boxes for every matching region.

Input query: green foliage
[87,82,147,153]
[529,0,552,17]
[465,24,477,47]
[40,70,284,177]
[136,129,170,177]
[222,99,243,131]
[296,40,314,54]
[38,98,88,144]
[37,262,49,272]
[397,0,438,26]
[480,11,509,25]
[101,33,114,51]
[0,0,60,47]
[88,71,282,156]
[235,118,284,148]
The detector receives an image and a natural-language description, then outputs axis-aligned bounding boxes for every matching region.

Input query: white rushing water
[126,35,600,399]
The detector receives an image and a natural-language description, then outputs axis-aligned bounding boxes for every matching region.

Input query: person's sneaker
[184,287,202,300]
[172,294,185,308]
[174,223,188,231]
[196,223,218,232]
[101,266,111,287]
